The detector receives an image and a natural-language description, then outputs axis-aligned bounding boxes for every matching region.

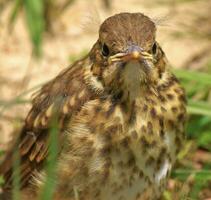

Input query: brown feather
[0,57,97,192]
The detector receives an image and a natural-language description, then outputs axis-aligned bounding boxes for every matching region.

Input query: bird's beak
[109,46,154,64]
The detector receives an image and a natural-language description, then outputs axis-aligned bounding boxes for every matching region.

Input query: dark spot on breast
[99,145,111,156]
[174,88,182,94]
[147,121,153,132]
[177,113,185,121]
[136,193,141,199]
[105,103,116,118]
[150,107,157,118]
[139,170,144,178]
[131,130,138,140]
[106,125,118,134]
[139,136,150,148]
[175,136,182,152]
[151,140,157,147]
[95,105,102,113]
[118,160,124,168]
[129,112,136,124]
[120,101,128,112]
[145,97,156,105]
[94,190,101,198]
[168,119,174,128]
[96,75,102,81]
[158,116,164,128]
[142,104,148,112]
[171,106,178,113]
[160,146,167,155]
[159,95,166,103]
[146,156,155,166]
[179,104,186,112]
[120,136,130,148]
[166,93,174,100]
[132,166,139,174]
[129,101,136,124]
[127,153,136,167]
[160,130,165,137]
[178,94,187,103]
[140,125,147,133]
[89,124,97,133]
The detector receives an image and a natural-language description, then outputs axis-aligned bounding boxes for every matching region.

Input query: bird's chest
[99,105,177,200]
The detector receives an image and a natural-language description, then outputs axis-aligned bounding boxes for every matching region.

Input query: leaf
[9,0,23,25]
[198,131,211,150]
[173,68,211,86]
[24,0,45,57]
[12,148,21,200]
[187,100,211,117]
[0,176,4,186]
[172,169,211,181]
[39,117,59,200]
[187,116,211,138]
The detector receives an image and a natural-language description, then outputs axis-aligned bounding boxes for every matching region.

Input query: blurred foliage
[2,0,111,57]
[169,65,211,199]
[10,0,45,57]
[9,0,77,56]
[12,148,21,200]
[0,175,4,186]
[174,67,211,150]
[39,118,59,200]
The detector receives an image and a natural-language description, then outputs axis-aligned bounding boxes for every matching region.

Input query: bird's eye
[102,43,110,57]
[152,42,157,55]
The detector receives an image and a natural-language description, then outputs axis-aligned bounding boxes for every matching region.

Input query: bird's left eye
[152,42,157,55]
[102,43,110,57]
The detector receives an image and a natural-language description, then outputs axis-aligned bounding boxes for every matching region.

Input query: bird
[0,12,187,200]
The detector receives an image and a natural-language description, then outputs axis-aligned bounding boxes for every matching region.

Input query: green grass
[10,0,44,57]
[169,67,211,199]
[12,149,21,200]
[39,117,59,200]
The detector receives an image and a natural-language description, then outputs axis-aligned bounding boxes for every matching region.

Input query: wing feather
[0,58,96,190]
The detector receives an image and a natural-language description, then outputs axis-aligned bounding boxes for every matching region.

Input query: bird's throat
[121,61,146,101]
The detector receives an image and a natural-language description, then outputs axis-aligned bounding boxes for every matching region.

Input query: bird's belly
[99,131,176,200]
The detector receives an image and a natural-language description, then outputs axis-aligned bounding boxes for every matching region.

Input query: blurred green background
[0,0,211,199]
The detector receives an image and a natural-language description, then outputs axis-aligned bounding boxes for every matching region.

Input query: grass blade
[24,0,45,57]
[173,68,211,86]
[39,117,59,200]
[187,100,211,117]
[12,148,21,200]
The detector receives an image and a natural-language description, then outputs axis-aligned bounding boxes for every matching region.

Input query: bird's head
[89,12,167,100]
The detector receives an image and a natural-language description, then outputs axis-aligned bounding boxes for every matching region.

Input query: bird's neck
[113,60,153,105]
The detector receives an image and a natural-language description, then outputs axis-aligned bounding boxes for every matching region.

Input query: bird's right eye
[102,43,110,57]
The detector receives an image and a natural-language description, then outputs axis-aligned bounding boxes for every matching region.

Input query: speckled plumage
[0,13,186,200]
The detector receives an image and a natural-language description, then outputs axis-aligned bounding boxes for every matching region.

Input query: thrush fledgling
[0,12,187,200]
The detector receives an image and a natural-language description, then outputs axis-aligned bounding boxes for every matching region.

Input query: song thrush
[0,12,187,200]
